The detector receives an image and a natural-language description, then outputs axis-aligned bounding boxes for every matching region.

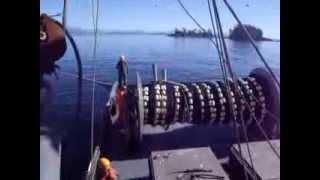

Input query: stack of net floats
[141,77,267,129]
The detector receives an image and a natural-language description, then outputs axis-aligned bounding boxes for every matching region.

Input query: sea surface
[60,34,280,82]
[52,33,279,123]
[42,34,280,179]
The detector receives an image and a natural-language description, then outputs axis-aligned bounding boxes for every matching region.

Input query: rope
[214,0,280,162]
[239,111,257,179]
[221,0,280,88]
[207,0,228,80]
[247,112,281,158]
[210,0,281,126]
[64,29,83,81]
[209,1,257,178]
[59,71,113,86]
[176,0,218,49]
[176,0,280,161]
[210,1,252,179]
[53,20,83,81]
[90,0,100,157]
[91,0,97,30]
[216,15,281,159]
[235,82,281,159]
[49,13,62,18]
[53,20,85,149]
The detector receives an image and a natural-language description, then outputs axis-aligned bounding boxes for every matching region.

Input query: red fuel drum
[40,14,67,74]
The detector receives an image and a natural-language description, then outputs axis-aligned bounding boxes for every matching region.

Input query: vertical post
[162,68,167,81]
[152,64,158,82]
[62,0,67,28]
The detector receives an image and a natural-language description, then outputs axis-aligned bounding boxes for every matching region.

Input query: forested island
[168,28,215,38]
[169,25,279,42]
[229,24,279,42]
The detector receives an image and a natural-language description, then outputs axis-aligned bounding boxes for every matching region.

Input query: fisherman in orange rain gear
[99,157,118,180]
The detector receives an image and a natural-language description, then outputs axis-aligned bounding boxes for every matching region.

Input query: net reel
[105,67,279,149]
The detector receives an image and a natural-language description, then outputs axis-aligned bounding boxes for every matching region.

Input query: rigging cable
[176,0,280,159]
[176,0,280,125]
[49,13,62,18]
[209,1,255,179]
[90,0,100,156]
[208,0,255,177]
[60,0,84,128]
[62,28,84,143]
[221,0,280,88]
[211,0,280,159]
[176,0,219,50]
[176,0,280,123]
[214,0,280,158]
[206,0,228,80]
[64,29,83,80]
[175,1,250,170]
[53,19,83,82]
[54,20,84,131]
[60,71,112,87]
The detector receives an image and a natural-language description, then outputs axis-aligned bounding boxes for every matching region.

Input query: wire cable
[90,0,100,157]
[210,1,254,179]
[221,0,280,88]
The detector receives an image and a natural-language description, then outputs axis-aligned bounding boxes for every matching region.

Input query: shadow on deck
[101,123,236,161]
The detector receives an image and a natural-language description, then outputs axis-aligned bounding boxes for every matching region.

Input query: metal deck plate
[150,147,230,180]
[112,158,150,180]
[40,135,61,180]
[230,140,280,180]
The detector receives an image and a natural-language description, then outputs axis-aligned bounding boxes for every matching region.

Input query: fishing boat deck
[102,123,236,179]
[230,140,280,180]
[150,147,230,180]
[41,75,280,180]
[103,123,280,180]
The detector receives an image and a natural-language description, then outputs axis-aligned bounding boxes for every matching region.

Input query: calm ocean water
[60,34,280,82]
[48,34,279,125]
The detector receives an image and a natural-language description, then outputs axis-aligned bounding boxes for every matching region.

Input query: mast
[62,0,67,28]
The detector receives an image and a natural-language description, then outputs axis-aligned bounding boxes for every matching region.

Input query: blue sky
[40,0,280,39]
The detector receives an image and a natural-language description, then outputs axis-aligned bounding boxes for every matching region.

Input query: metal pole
[62,0,67,28]
[152,64,158,82]
[162,68,167,81]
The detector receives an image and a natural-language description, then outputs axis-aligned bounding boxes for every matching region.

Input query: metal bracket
[86,146,101,180]
[136,72,144,143]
